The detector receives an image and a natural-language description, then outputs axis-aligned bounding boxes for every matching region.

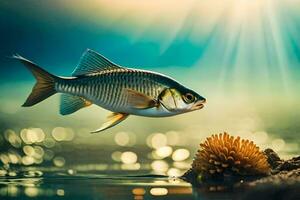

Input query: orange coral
[192,132,270,176]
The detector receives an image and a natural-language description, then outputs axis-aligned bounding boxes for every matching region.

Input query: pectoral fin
[91,112,129,133]
[124,88,158,109]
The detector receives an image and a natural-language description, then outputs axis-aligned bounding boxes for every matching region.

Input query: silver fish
[14,49,206,132]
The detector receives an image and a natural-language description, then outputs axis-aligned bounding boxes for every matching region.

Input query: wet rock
[240,168,300,200]
[246,168,300,186]
[276,156,300,171]
[183,148,300,200]
[264,148,282,169]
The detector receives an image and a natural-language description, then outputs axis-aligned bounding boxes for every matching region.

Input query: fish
[13,49,206,133]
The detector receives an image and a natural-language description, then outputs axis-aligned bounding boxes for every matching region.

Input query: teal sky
[1,0,300,145]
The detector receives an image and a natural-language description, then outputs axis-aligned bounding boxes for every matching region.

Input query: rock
[183,148,300,199]
[246,168,300,186]
[277,156,300,171]
[240,168,300,200]
[264,148,282,169]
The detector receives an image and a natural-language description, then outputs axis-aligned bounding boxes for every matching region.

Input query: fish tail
[13,54,58,107]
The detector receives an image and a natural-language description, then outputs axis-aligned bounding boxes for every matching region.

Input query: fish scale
[60,70,162,110]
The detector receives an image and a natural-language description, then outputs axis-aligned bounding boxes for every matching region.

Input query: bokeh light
[150,188,168,196]
[22,156,35,166]
[114,131,136,147]
[120,151,137,164]
[166,131,180,146]
[132,188,146,195]
[151,160,169,173]
[147,133,168,149]
[53,156,66,167]
[20,128,45,144]
[52,127,75,142]
[114,132,130,146]
[155,146,173,159]
[4,129,22,148]
[56,189,65,196]
[111,151,122,162]
[272,138,286,152]
[172,149,190,162]
[24,187,39,197]
[167,168,182,177]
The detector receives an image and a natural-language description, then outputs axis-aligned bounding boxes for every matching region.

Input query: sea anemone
[192,132,270,177]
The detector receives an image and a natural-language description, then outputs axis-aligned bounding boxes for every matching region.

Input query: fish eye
[183,93,195,103]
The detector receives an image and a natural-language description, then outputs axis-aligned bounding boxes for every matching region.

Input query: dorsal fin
[72,49,122,77]
[60,94,92,115]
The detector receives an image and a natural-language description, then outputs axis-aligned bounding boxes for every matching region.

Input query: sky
[0,0,300,145]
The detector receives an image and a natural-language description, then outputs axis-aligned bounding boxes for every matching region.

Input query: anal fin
[91,112,129,133]
[60,94,92,115]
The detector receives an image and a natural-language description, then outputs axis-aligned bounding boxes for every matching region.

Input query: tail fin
[13,54,58,107]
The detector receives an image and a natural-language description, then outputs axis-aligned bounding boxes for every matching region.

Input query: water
[0,134,298,199]
[0,141,193,199]
[0,170,192,200]
[0,134,197,199]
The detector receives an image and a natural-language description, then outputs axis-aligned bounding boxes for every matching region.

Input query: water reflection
[150,187,168,196]
[0,127,194,199]
[56,189,65,196]
[121,163,141,171]
[24,187,39,197]
[0,126,299,199]
[23,170,43,177]
[132,188,145,200]
[0,170,193,199]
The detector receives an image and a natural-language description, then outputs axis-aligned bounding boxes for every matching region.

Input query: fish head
[158,87,206,113]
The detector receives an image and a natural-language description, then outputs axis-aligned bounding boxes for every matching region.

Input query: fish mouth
[192,99,206,110]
